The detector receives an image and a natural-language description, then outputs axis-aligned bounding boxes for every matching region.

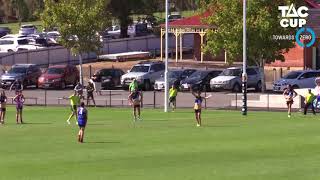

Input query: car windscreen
[283,71,302,79]
[130,65,150,73]
[8,67,26,74]
[221,69,241,76]
[0,40,14,45]
[17,39,29,45]
[169,71,183,78]
[188,71,208,79]
[21,26,35,29]
[47,68,64,74]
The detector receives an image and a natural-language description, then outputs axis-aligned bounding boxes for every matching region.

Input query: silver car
[210,67,262,92]
[154,69,196,90]
[273,70,320,92]
[121,61,165,90]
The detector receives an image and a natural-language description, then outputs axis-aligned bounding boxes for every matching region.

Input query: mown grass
[0,106,320,180]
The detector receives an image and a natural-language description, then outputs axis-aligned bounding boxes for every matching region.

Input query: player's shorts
[78,120,87,128]
[0,108,6,112]
[16,104,23,110]
[87,92,94,99]
[194,109,201,113]
[286,100,294,105]
[71,105,77,112]
[317,95,320,101]
[133,99,140,108]
[169,96,176,103]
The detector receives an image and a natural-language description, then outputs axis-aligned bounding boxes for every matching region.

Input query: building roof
[161,11,211,28]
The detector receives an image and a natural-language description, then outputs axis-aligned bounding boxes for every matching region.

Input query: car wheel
[232,83,241,92]
[7,49,13,53]
[144,80,151,91]
[255,81,262,92]
[61,81,66,89]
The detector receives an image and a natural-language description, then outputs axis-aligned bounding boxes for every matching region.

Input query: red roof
[161,11,211,28]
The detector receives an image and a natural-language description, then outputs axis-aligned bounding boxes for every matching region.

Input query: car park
[91,68,124,89]
[38,65,79,89]
[1,64,41,89]
[154,69,196,90]
[273,70,320,92]
[180,70,222,91]
[121,61,165,90]
[210,67,262,92]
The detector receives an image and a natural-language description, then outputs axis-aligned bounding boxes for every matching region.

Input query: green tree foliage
[204,0,303,91]
[42,0,111,55]
[107,0,158,38]
[11,0,30,21]
[42,0,111,84]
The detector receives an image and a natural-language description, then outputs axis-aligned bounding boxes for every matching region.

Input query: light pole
[242,0,247,115]
[164,0,169,112]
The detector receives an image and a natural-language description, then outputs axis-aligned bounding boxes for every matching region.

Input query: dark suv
[1,64,42,89]
[91,68,124,89]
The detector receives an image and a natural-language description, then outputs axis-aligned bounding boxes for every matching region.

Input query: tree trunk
[120,20,129,38]
[260,59,266,92]
[79,54,83,85]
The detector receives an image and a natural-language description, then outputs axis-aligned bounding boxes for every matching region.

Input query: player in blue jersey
[77,102,88,143]
[191,90,212,127]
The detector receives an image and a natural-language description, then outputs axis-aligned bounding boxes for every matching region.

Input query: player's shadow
[84,141,120,144]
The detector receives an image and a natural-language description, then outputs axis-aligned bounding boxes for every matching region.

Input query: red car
[38,64,79,89]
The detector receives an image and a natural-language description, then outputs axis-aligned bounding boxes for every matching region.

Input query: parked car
[1,64,42,89]
[180,70,222,91]
[154,69,196,90]
[0,34,28,39]
[38,65,79,89]
[91,68,124,89]
[0,37,41,52]
[273,70,320,92]
[19,24,37,36]
[168,12,182,22]
[210,67,262,92]
[0,27,11,38]
[121,61,165,90]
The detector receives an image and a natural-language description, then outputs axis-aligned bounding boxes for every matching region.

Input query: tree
[42,0,111,84]
[204,0,303,92]
[11,0,30,22]
[107,0,160,38]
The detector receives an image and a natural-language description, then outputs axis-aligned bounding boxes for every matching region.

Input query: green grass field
[1,106,320,180]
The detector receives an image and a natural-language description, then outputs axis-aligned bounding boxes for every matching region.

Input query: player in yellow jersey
[65,91,81,124]
[169,85,178,112]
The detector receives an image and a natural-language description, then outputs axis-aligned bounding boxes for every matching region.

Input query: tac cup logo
[278,4,308,28]
[278,4,316,47]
